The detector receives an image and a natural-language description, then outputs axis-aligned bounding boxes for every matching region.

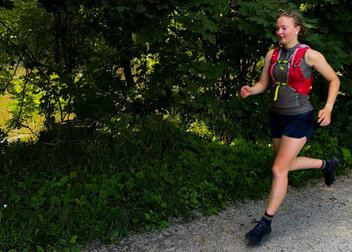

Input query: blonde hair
[277,10,307,39]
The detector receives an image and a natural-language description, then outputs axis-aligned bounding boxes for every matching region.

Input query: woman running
[240,10,340,246]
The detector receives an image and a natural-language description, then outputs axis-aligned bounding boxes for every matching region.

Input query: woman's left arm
[306,49,340,126]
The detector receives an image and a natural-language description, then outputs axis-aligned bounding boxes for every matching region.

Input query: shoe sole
[245,230,272,246]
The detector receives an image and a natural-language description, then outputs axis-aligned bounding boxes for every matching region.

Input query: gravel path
[86,174,352,252]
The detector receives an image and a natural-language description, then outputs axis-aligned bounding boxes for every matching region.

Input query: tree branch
[14,69,31,129]
[4,57,22,92]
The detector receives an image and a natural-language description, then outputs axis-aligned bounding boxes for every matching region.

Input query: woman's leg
[246,134,338,245]
[245,135,307,245]
[290,157,323,171]
[272,138,323,172]
[266,135,307,215]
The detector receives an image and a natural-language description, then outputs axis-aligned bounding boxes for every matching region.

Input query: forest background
[0,0,352,250]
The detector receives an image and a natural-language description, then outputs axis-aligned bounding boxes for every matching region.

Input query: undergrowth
[0,114,349,251]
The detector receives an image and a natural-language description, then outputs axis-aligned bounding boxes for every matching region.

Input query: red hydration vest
[268,44,314,96]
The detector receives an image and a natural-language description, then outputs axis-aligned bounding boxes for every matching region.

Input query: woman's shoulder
[305,47,322,56]
[265,49,275,60]
[263,49,275,65]
[305,48,325,66]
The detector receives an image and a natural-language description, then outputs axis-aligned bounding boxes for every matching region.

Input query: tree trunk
[121,32,134,87]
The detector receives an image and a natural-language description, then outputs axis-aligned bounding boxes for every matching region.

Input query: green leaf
[36,246,45,252]
[115,6,127,12]
[102,0,113,9]
[70,235,78,244]
[238,6,248,16]
[159,220,170,227]
[136,4,147,13]
[202,16,218,32]
[341,148,351,158]
[66,2,80,13]
[58,238,66,246]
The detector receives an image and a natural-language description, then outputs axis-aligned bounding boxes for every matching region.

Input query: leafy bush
[0,114,346,250]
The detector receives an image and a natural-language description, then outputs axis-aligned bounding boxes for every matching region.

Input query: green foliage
[0,114,347,250]
[0,0,351,144]
[341,148,352,166]
[0,127,7,142]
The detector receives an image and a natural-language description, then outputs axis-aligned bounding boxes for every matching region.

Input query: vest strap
[274,82,287,101]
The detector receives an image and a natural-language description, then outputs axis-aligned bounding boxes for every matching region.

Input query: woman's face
[276,16,300,46]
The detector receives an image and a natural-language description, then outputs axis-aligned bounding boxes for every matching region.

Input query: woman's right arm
[240,49,274,98]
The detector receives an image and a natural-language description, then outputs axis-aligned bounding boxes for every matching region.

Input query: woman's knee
[272,164,289,179]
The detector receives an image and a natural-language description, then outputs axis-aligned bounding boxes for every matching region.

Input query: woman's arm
[241,49,274,98]
[305,49,340,126]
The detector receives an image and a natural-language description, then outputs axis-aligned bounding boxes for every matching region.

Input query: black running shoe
[245,219,272,246]
[323,157,339,186]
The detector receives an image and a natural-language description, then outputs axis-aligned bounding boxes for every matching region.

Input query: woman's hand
[240,50,272,99]
[318,106,332,126]
[240,85,253,98]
